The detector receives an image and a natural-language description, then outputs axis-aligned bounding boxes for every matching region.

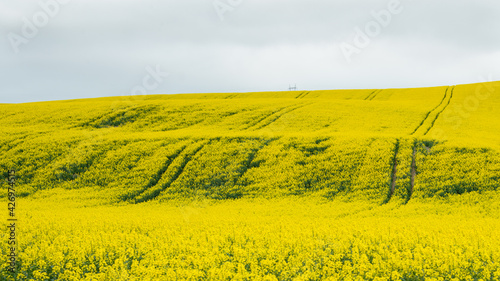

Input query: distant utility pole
[289,84,297,91]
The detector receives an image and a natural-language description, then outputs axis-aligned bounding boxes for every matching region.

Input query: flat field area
[5,194,500,280]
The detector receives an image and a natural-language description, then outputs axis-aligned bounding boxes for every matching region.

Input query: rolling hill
[2,82,500,280]
[1,81,499,204]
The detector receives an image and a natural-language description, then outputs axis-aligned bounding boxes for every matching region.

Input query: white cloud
[1,0,500,103]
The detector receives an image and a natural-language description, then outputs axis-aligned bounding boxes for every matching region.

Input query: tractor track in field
[233,138,278,185]
[78,104,160,129]
[300,91,311,99]
[129,144,188,202]
[135,141,208,203]
[364,90,381,101]
[407,143,417,203]
[423,86,455,136]
[410,86,451,136]
[244,103,311,131]
[368,90,382,101]
[295,91,310,99]
[242,105,293,130]
[384,139,400,204]
[252,103,312,130]
[364,90,377,100]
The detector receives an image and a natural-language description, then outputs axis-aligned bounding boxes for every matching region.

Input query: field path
[364,90,381,101]
[295,91,310,99]
[384,139,400,203]
[242,105,293,130]
[300,91,311,99]
[249,103,312,131]
[233,139,277,185]
[411,86,453,136]
[407,144,417,203]
[126,144,188,201]
[423,86,455,136]
[134,141,208,203]
[368,89,382,101]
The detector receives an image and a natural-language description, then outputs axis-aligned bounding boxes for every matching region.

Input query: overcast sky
[1,0,500,103]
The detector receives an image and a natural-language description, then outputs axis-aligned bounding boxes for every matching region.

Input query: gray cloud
[1,0,500,103]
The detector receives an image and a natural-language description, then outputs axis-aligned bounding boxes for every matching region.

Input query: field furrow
[411,86,452,136]
[300,91,311,99]
[424,86,455,136]
[368,89,382,101]
[253,103,312,130]
[135,140,208,203]
[129,144,188,202]
[241,105,293,130]
[408,143,417,203]
[295,91,308,99]
[364,90,378,100]
[385,139,400,203]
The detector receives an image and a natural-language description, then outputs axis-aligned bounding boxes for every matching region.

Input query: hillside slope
[1,82,499,204]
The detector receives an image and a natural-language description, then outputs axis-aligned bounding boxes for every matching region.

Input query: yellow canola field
[1,82,500,280]
[3,195,500,281]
